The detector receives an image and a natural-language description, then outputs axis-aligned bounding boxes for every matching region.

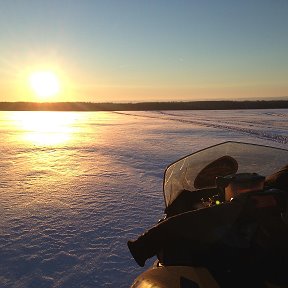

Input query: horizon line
[0,99,287,111]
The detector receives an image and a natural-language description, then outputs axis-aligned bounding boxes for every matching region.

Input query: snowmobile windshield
[163,141,288,207]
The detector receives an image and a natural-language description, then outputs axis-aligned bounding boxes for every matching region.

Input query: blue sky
[0,0,287,102]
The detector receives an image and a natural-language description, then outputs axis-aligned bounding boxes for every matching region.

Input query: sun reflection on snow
[10,111,78,145]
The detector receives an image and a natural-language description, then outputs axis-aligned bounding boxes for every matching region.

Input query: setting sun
[29,71,60,99]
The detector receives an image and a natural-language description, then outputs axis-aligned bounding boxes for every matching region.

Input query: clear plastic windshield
[163,141,288,207]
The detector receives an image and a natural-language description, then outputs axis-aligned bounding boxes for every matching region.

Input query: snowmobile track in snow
[113,111,288,145]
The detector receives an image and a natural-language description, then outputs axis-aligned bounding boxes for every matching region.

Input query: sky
[0,0,288,103]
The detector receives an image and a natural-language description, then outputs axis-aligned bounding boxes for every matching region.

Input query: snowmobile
[127,141,288,288]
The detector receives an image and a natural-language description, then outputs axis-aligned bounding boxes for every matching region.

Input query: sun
[29,71,60,99]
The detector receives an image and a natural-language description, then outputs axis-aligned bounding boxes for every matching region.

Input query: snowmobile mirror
[194,155,238,189]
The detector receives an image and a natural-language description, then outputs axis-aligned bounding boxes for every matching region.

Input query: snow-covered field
[1,109,287,288]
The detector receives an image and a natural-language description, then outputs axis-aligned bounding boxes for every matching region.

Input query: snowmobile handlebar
[128,186,288,267]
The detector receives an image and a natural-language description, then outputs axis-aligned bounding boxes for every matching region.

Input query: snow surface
[0,109,287,287]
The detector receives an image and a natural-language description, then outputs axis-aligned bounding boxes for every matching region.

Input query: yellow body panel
[131,264,220,288]
[131,263,287,288]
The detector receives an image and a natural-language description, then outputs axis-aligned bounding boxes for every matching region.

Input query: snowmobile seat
[265,164,288,192]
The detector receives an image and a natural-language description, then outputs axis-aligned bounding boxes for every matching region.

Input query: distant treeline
[0,100,288,111]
